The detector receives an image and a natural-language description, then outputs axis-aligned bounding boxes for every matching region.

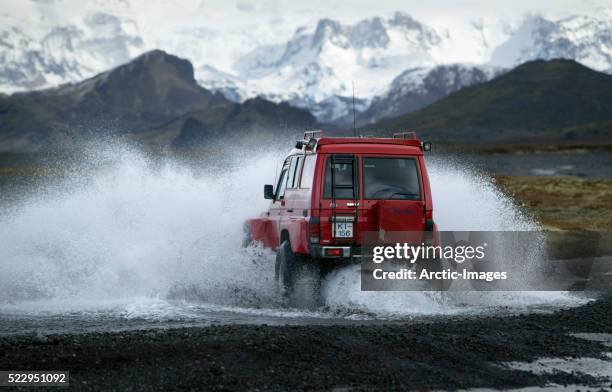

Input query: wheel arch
[245,217,278,249]
[284,220,310,255]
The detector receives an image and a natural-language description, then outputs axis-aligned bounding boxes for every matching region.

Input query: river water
[0,145,598,335]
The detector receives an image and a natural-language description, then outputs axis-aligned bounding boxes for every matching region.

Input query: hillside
[0,50,315,151]
[356,64,504,126]
[372,59,612,143]
[147,97,317,149]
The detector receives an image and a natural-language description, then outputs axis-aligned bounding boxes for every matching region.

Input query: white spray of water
[322,157,583,316]
[0,146,585,320]
[428,158,536,231]
[0,146,278,306]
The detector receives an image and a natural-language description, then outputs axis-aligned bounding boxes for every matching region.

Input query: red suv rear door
[360,155,425,244]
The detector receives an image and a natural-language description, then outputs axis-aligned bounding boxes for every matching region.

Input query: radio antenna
[352,81,357,137]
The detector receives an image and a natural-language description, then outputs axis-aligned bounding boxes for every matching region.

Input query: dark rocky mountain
[371,59,612,143]
[356,64,505,126]
[160,97,317,149]
[0,50,316,151]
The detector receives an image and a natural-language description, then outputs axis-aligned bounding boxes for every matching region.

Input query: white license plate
[334,222,353,238]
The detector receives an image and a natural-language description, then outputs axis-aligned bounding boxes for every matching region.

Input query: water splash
[0,145,277,304]
[427,156,537,231]
[0,145,586,321]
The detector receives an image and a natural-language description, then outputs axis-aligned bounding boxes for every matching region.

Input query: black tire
[275,241,296,295]
[275,240,322,309]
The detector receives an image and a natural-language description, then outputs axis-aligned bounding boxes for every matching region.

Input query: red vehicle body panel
[245,135,436,256]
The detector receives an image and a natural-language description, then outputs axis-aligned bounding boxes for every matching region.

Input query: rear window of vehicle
[363,157,421,200]
[324,155,358,199]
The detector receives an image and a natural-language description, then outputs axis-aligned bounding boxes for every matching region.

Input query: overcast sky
[228,0,609,22]
[147,0,610,32]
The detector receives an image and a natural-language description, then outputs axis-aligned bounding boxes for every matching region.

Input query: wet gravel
[1,294,612,391]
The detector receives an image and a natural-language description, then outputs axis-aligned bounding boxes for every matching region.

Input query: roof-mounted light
[306,138,317,150]
[304,130,324,140]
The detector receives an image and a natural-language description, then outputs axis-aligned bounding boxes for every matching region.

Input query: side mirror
[422,141,432,152]
[264,184,274,200]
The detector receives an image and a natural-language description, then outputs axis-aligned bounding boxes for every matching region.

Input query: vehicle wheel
[242,223,252,248]
[275,241,295,295]
[275,240,321,309]
[293,260,323,309]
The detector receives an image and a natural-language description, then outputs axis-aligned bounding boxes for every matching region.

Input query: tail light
[324,248,342,257]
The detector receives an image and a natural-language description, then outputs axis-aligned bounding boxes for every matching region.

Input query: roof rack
[393,131,417,140]
[304,130,324,140]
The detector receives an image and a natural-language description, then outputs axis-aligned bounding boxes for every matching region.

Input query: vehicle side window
[288,156,303,189]
[286,156,298,190]
[324,155,359,199]
[275,165,289,200]
[300,155,315,188]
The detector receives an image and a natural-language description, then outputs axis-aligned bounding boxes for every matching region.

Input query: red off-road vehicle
[244,131,435,305]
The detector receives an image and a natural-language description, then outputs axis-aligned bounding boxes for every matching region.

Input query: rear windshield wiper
[390,192,419,200]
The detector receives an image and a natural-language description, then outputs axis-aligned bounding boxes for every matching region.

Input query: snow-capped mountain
[490,14,612,72]
[226,12,443,103]
[0,12,143,93]
[1,1,612,126]
[196,11,612,125]
[201,12,449,125]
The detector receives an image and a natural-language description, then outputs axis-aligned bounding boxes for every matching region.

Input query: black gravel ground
[1,294,612,391]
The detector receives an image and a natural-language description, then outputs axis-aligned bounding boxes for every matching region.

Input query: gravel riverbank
[1,294,612,390]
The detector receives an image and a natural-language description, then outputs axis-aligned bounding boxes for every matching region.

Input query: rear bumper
[310,244,365,261]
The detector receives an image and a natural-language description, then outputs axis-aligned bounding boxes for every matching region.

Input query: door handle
[287,209,294,213]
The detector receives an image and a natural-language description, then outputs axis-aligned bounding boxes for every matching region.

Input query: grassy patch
[495,175,612,230]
